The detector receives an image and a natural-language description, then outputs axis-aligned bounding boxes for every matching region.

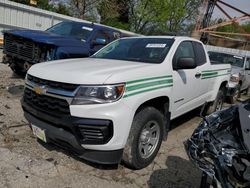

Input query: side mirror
[174,57,196,70]
[92,38,107,46]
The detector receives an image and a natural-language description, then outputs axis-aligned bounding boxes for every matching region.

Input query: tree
[70,0,102,21]
[54,3,70,16]
[128,0,201,35]
[10,0,70,16]
[98,0,129,30]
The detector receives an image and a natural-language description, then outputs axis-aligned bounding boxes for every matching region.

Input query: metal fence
[0,0,93,39]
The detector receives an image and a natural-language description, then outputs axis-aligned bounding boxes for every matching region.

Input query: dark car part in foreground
[2,21,136,76]
[185,99,250,188]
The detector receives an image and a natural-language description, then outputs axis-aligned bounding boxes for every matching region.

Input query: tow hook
[23,62,31,71]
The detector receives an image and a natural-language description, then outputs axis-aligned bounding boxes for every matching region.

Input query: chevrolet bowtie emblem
[33,85,47,95]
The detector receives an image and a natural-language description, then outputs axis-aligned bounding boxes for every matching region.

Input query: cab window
[173,41,196,68]
[93,30,114,44]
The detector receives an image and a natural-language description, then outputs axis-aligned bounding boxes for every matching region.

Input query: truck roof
[62,21,140,36]
[119,36,203,42]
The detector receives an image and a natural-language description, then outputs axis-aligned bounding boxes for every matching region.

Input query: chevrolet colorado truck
[208,50,250,103]
[2,21,136,76]
[22,36,231,169]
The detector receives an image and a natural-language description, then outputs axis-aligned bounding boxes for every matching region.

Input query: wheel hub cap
[138,120,160,159]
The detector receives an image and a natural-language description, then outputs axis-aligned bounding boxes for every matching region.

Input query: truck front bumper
[22,100,124,165]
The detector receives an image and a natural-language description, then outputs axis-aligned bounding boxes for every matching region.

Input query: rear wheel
[228,86,240,104]
[243,87,249,95]
[206,88,226,114]
[122,107,165,169]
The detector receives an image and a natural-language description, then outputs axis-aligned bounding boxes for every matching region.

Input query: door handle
[195,72,201,78]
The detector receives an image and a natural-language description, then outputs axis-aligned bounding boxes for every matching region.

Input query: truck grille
[27,74,79,92]
[23,88,70,116]
[4,34,36,60]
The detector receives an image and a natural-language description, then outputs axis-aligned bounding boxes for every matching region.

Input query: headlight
[230,74,240,83]
[71,84,125,105]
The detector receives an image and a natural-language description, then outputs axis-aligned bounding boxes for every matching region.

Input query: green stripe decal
[202,72,218,76]
[202,68,231,73]
[124,84,172,98]
[127,75,172,84]
[124,75,173,98]
[202,73,230,79]
[126,79,173,91]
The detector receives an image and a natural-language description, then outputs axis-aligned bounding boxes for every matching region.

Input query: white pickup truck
[21,36,231,169]
[206,45,250,103]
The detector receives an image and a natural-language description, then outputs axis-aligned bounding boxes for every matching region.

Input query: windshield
[46,22,93,41]
[92,38,174,64]
[208,51,244,68]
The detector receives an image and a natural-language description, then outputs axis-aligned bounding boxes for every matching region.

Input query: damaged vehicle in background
[185,99,250,188]
[2,21,136,76]
[208,51,250,103]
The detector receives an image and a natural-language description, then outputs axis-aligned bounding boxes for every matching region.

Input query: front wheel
[122,107,165,169]
[10,63,25,77]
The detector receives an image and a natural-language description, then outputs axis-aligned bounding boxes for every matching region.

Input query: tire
[122,107,165,169]
[10,64,25,77]
[206,88,225,114]
[228,86,240,104]
[243,87,249,95]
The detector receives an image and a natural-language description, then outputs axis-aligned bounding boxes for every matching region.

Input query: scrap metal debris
[185,99,250,188]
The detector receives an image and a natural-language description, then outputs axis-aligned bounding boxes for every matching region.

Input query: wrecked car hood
[4,29,85,47]
[185,99,250,188]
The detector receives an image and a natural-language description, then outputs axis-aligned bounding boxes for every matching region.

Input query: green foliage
[10,0,70,16]
[102,18,130,30]
[242,22,250,33]
[55,3,70,16]
[213,20,250,39]
[10,0,202,35]
[129,0,201,35]
[98,0,129,30]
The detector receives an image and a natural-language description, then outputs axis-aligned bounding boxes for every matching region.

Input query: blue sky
[212,0,250,19]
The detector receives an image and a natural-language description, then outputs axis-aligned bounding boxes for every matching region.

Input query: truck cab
[2,21,137,75]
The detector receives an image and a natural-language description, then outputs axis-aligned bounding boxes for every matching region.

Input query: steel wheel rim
[138,120,160,159]
[216,98,223,111]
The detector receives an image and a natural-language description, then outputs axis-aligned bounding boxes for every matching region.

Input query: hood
[28,58,156,85]
[4,29,85,47]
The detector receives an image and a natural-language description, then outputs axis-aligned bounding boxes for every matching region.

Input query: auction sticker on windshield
[82,26,93,31]
[32,124,47,142]
[146,44,166,48]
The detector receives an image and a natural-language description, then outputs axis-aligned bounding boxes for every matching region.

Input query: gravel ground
[0,50,249,188]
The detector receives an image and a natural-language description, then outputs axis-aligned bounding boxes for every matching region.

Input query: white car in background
[208,51,250,103]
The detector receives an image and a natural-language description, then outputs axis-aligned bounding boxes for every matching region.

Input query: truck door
[171,41,208,118]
